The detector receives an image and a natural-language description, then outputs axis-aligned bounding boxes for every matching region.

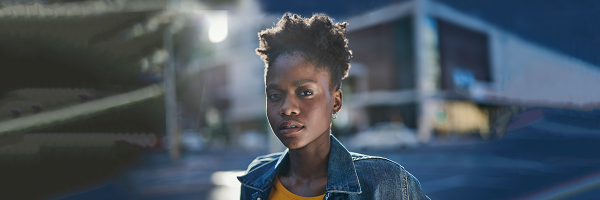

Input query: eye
[268,93,281,100]
[299,90,313,96]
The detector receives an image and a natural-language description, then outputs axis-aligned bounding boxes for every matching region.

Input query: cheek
[266,105,278,122]
[306,100,332,130]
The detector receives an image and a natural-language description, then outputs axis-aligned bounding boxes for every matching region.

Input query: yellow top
[268,176,326,200]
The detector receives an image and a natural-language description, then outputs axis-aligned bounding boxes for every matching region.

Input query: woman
[237,13,430,200]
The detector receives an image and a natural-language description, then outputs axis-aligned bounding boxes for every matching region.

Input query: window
[437,19,491,89]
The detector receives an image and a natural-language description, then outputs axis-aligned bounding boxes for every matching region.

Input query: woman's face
[265,53,342,149]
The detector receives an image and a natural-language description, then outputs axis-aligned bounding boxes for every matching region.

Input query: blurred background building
[187,0,600,151]
[0,0,599,199]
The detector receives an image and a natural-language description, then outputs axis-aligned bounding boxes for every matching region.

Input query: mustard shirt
[268,177,325,200]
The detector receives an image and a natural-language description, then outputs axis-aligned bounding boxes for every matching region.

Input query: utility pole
[164,22,181,162]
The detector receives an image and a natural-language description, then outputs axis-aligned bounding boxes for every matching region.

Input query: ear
[332,89,343,113]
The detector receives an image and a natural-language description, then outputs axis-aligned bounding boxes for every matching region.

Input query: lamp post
[163,1,229,162]
[164,23,181,162]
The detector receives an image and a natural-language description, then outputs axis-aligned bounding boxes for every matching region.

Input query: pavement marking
[514,170,600,200]
[529,119,600,135]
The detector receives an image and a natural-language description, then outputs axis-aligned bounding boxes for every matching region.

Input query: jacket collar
[237,134,362,194]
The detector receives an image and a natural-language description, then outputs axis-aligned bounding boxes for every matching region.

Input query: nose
[279,95,300,116]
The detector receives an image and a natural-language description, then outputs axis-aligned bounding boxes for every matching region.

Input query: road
[373,124,600,200]
[50,110,600,200]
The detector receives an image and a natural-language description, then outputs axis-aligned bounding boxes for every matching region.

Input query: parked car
[347,122,419,151]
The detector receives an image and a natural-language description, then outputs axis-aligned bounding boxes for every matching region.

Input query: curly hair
[256,13,352,91]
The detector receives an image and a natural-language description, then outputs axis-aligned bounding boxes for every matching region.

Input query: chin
[276,130,329,150]
[284,142,307,150]
[278,136,308,150]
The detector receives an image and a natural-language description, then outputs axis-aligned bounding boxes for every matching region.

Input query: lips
[278,120,305,135]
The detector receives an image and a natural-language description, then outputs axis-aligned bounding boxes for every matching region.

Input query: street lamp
[207,10,228,43]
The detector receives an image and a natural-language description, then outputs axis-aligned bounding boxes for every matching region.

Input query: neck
[285,131,331,179]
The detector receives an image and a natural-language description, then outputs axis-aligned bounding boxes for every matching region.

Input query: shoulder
[349,152,412,186]
[350,152,406,172]
[349,152,429,199]
[350,151,408,183]
[244,152,283,173]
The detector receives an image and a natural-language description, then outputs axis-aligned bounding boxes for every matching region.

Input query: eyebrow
[265,79,317,90]
[293,79,317,87]
[266,83,282,90]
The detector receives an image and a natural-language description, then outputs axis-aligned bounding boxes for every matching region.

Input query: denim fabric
[237,135,430,200]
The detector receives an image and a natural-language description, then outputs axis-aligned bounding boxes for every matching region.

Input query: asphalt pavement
[50,108,600,200]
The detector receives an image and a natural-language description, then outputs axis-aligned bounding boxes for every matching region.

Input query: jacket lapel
[237,149,288,192]
[326,135,362,194]
[237,135,362,196]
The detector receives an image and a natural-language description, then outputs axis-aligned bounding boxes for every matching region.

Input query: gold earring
[332,112,337,119]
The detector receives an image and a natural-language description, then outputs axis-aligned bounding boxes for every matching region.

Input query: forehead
[267,53,329,82]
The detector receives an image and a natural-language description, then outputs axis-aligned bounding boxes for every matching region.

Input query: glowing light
[210,170,245,200]
[206,11,228,43]
[206,107,221,127]
[211,170,245,187]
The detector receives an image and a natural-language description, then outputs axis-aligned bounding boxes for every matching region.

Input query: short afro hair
[256,13,352,91]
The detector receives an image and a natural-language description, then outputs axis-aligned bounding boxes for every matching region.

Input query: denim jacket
[237,135,430,200]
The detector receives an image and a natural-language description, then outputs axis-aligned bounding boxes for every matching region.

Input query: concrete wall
[430,1,600,109]
[491,36,600,107]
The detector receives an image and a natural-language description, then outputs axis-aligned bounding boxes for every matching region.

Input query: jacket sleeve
[240,184,248,200]
[405,169,430,200]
